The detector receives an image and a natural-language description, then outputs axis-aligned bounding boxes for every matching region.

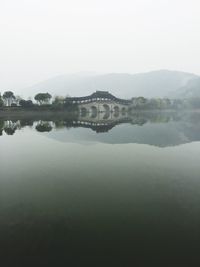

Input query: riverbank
[0,108,79,120]
[1,107,200,119]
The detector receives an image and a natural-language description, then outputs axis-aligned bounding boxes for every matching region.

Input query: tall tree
[3,91,15,106]
[34,93,52,105]
[0,94,4,107]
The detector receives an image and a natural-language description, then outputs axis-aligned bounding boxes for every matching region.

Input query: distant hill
[21,70,199,99]
[174,78,200,98]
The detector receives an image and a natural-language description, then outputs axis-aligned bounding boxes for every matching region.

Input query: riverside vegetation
[1,90,200,111]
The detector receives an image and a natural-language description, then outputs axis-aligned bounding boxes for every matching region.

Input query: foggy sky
[0,0,200,91]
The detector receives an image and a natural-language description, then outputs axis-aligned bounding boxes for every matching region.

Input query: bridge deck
[65,91,132,105]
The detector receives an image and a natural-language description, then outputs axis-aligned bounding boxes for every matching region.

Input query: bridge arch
[103,111,110,120]
[121,107,126,113]
[80,107,87,117]
[113,106,120,117]
[90,106,98,118]
[113,106,120,113]
[103,104,110,113]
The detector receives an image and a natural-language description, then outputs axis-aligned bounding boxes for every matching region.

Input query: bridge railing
[69,98,131,105]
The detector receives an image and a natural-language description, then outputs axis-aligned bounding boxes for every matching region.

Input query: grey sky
[0,0,200,90]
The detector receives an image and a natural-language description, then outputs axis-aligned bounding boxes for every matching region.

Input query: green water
[0,112,200,266]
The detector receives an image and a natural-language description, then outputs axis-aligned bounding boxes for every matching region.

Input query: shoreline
[0,108,78,116]
[1,108,200,120]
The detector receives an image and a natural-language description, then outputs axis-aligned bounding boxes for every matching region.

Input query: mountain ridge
[20,70,199,99]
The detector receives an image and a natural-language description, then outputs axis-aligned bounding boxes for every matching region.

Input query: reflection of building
[72,111,132,133]
[72,118,131,133]
[65,91,132,114]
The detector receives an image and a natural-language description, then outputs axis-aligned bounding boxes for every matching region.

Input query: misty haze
[1,0,200,266]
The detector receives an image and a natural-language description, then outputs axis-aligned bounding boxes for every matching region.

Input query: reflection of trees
[149,114,170,123]
[130,112,178,125]
[3,121,19,135]
[54,120,66,129]
[0,120,4,136]
[35,121,53,132]
[2,111,200,136]
[19,119,34,128]
[131,118,147,126]
[4,127,16,135]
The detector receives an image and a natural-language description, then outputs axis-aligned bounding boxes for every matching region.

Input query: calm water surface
[0,112,200,266]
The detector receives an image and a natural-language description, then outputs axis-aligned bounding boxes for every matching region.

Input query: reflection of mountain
[45,121,185,147]
[44,112,200,147]
[1,112,200,147]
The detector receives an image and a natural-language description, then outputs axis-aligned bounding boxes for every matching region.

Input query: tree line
[1,90,200,110]
[0,91,77,111]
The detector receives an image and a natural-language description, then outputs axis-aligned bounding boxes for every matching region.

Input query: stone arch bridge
[65,91,132,116]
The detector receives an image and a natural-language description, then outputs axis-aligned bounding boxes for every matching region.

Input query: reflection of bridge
[73,111,132,132]
[65,91,132,114]
[71,119,131,133]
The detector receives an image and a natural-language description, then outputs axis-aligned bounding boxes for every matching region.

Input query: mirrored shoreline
[1,111,200,147]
